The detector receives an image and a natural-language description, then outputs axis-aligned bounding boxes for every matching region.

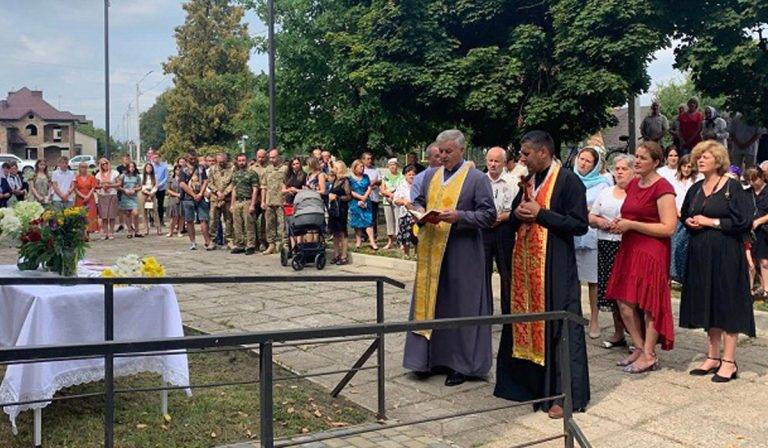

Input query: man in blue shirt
[410,143,441,201]
[150,152,169,226]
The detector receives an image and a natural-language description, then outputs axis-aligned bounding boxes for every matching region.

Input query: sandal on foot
[689,356,721,376]
[623,359,660,374]
[712,360,739,383]
[617,349,642,367]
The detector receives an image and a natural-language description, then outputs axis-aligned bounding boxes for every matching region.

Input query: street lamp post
[267,0,276,150]
[241,135,249,153]
[104,0,111,160]
[135,70,154,163]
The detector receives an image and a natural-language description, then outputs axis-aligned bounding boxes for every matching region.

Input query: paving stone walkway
[3,233,768,447]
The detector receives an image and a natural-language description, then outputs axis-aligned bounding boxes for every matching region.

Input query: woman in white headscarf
[701,106,729,147]
[573,146,613,338]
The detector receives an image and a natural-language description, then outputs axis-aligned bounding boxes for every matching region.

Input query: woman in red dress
[677,98,703,155]
[605,142,677,373]
[74,162,100,234]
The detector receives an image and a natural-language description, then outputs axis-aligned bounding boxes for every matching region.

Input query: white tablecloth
[0,265,190,431]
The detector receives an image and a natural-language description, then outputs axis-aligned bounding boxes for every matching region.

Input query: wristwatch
[712,218,721,229]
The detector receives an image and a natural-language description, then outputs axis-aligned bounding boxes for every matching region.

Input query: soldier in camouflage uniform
[207,152,234,248]
[261,149,287,255]
[249,149,269,251]
[230,153,261,255]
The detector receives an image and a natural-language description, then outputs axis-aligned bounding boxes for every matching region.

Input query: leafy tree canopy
[670,0,768,127]
[244,0,667,159]
[652,75,726,123]
[162,0,254,162]
[139,91,169,153]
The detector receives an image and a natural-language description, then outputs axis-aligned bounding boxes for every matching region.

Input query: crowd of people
[2,146,456,265]
[1,103,761,418]
[401,123,760,422]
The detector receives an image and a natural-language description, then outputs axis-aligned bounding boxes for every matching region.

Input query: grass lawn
[0,346,372,447]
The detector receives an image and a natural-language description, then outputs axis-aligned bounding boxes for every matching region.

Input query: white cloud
[111,0,173,25]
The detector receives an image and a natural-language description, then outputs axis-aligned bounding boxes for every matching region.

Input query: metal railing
[0,275,591,448]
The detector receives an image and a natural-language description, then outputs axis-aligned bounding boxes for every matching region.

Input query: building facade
[0,87,95,162]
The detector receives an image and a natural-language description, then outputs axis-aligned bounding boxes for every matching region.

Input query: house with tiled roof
[0,87,96,162]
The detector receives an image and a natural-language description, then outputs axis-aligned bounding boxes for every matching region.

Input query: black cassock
[493,165,591,412]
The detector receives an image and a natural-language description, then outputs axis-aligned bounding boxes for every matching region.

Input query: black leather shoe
[445,371,467,387]
[712,360,738,383]
[689,356,721,376]
[230,248,245,254]
[413,371,432,380]
[245,248,256,255]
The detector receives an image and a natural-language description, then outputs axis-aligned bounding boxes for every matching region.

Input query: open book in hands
[407,208,442,224]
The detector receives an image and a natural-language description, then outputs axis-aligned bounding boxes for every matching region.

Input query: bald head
[268,149,280,167]
[486,146,507,179]
[255,149,267,167]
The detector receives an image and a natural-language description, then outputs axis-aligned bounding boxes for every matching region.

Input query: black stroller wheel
[315,253,326,270]
[292,255,304,271]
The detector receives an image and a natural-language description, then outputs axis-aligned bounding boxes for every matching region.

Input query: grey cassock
[402,163,497,377]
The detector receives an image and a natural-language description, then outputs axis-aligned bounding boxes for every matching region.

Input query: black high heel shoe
[712,359,738,383]
[689,356,721,376]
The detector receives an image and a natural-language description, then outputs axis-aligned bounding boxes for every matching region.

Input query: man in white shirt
[362,151,382,240]
[51,156,76,210]
[483,147,516,315]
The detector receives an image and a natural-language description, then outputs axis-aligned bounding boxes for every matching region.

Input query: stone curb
[348,252,415,272]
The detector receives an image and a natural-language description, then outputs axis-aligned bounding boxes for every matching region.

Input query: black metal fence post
[376,280,386,421]
[560,316,574,448]
[259,341,274,448]
[104,283,115,448]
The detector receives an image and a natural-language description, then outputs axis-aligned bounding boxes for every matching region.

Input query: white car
[69,155,97,171]
[0,154,35,176]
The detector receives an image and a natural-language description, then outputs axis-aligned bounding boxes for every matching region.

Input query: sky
[1,0,682,143]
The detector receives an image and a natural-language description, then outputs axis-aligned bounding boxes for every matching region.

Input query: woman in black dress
[327,160,352,265]
[748,168,768,297]
[680,141,755,383]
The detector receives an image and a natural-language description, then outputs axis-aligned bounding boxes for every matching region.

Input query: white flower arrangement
[0,201,45,245]
[101,254,166,290]
[111,254,144,277]
[12,201,44,228]
[0,211,22,244]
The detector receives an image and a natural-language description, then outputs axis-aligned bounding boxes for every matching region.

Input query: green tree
[76,123,126,159]
[162,0,254,162]
[139,92,169,152]
[245,0,667,157]
[670,0,768,126]
[652,75,726,123]
[229,73,270,154]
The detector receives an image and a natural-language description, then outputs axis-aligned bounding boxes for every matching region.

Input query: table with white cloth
[0,265,191,442]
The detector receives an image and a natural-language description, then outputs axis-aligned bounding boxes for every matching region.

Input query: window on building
[25,124,38,136]
[53,128,62,142]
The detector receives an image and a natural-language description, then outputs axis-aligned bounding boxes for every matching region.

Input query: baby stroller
[280,189,328,270]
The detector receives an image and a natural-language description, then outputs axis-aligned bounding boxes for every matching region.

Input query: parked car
[0,154,35,177]
[69,155,97,171]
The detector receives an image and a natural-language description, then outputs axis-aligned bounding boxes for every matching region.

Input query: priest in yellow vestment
[402,129,497,387]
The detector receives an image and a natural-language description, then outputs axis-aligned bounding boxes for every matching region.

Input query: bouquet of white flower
[0,209,22,244]
[12,201,45,230]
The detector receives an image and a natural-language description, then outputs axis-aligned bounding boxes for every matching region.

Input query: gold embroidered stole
[511,163,560,365]
[412,165,470,339]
